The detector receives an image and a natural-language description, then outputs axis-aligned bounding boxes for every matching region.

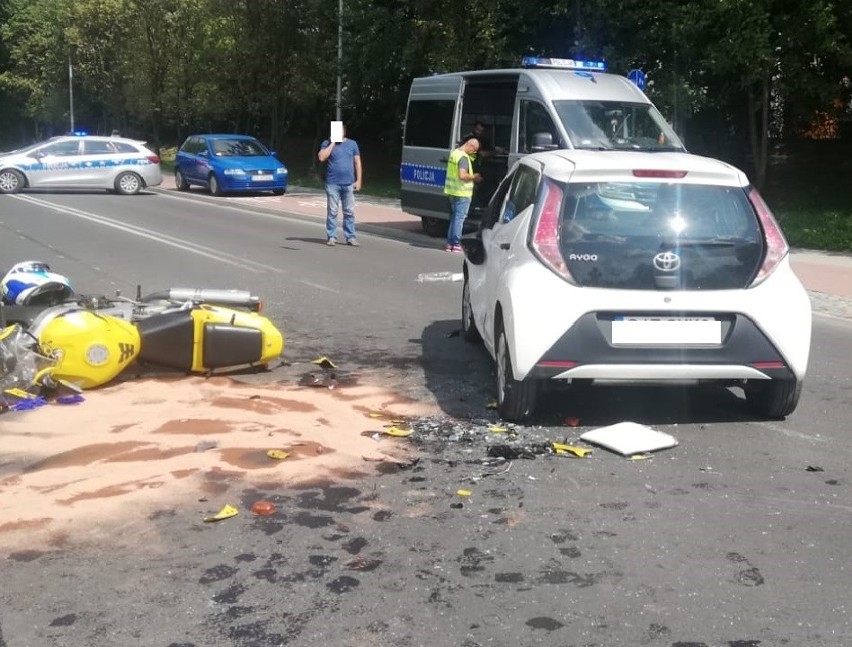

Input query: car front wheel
[0,168,25,194]
[209,173,223,196]
[745,379,802,419]
[175,169,190,191]
[114,171,143,195]
[495,318,538,423]
[462,273,481,342]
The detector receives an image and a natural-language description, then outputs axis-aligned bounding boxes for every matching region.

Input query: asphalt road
[1,189,851,647]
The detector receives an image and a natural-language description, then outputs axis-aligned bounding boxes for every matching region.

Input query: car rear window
[558,182,764,290]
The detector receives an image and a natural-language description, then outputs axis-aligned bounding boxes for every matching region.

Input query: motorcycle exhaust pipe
[145,288,262,311]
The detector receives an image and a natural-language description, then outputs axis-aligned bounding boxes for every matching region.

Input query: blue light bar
[72,130,89,136]
[521,56,607,72]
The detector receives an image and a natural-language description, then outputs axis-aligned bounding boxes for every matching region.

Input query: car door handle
[499,243,510,250]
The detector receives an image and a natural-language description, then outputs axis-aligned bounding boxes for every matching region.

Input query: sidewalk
[156,177,852,320]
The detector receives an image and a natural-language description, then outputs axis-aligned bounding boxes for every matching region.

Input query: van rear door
[400,74,464,229]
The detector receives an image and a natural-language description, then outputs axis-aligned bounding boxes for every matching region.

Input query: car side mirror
[531,132,559,152]
[461,235,486,265]
[198,150,208,158]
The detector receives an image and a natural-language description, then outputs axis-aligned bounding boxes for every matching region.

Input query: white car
[461,150,812,422]
[0,135,162,195]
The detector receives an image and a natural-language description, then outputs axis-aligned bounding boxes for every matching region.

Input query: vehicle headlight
[223,168,245,175]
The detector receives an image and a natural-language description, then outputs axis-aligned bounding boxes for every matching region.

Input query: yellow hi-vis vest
[444,148,474,197]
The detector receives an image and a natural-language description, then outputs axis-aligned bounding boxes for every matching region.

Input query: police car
[0,134,162,195]
[461,149,812,423]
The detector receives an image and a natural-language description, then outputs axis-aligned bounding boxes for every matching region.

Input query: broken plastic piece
[204,504,239,522]
[11,396,47,411]
[456,489,472,497]
[488,424,509,434]
[311,356,337,370]
[580,422,678,456]
[56,394,85,405]
[250,501,276,516]
[552,442,592,457]
[383,426,412,438]
[368,412,384,419]
[267,449,289,460]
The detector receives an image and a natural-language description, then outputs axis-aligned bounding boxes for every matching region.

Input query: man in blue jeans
[443,138,482,252]
[318,124,363,247]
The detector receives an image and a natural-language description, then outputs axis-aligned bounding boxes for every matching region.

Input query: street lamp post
[68,54,75,133]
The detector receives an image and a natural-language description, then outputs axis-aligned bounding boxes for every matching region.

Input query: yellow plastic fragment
[552,442,593,458]
[456,489,473,497]
[368,412,384,419]
[488,424,509,434]
[311,356,337,369]
[485,401,498,409]
[267,449,290,460]
[629,453,652,461]
[204,504,239,522]
[383,426,412,438]
[3,388,33,399]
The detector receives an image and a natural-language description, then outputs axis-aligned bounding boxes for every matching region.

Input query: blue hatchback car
[174,134,287,196]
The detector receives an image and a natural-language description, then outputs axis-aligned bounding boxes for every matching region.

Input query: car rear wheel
[114,171,143,195]
[462,273,481,342]
[745,379,802,419]
[0,168,25,194]
[495,318,538,422]
[209,173,223,196]
[175,169,190,191]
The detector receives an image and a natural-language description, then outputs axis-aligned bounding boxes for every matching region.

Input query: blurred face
[474,124,485,137]
[465,138,480,155]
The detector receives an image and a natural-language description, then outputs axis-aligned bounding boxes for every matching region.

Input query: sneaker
[444,244,453,252]
[326,238,336,246]
[451,245,463,253]
[346,239,360,247]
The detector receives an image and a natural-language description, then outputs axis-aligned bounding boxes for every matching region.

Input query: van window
[519,101,560,154]
[405,100,455,148]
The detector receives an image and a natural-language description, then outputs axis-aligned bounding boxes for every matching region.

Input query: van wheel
[421,216,446,238]
[495,317,537,423]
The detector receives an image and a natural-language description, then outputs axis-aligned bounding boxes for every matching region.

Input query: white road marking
[11,194,283,273]
[417,271,463,283]
[297,280,341,294]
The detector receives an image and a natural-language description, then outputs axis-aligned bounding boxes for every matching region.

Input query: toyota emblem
[653,251,681,272]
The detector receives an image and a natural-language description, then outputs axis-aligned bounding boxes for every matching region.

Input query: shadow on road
[420,318,762,427]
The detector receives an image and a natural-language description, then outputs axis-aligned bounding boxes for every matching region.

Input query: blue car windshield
[211,139,269,157]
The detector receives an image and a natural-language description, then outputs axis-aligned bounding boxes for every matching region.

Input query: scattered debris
[488,424,509,434]
[806,465,824,472]
[580,422,678,456]
[382,426,412,438]
[195,440,219,453]
[311,356,337,370]
[267,449,290,460]
[416,271,463,283]
[55,393,85,405]
[204,504,239,522]
[300,355,357,389]
[551,442,592,458]
[456,489,473,497]
[250,501,276,516]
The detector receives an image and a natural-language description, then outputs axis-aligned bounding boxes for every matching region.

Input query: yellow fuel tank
[36,309,141,389]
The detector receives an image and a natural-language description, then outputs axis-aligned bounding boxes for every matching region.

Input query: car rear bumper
[526,312,796,382]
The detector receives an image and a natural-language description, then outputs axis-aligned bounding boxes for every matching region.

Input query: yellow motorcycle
[1,286,284,391]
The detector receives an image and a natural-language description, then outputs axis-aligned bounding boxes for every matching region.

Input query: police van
[400,57,685,235]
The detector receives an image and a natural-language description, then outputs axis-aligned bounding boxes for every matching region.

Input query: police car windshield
[554,101,683,152]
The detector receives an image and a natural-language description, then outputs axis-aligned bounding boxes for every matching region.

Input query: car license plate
[253,174,272,181]
[612,316,721,345]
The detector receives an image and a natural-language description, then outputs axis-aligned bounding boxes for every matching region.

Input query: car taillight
[147,155,161,164]
[748,187,789,286]
[530,180,575,283]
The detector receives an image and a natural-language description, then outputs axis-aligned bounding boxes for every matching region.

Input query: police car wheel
[115,171,143,195]
[0,168,25,194]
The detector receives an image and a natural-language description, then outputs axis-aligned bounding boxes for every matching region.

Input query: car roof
[522,150,751,187]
